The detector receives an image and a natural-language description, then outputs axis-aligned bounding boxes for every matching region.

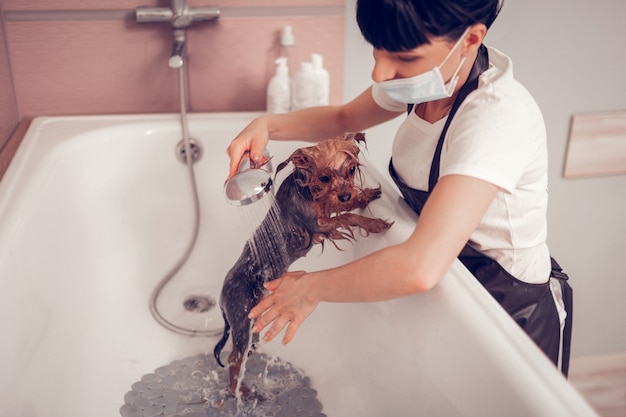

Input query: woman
[226,0,572,374]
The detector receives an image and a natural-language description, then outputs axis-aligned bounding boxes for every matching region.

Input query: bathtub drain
[120,353,324,417]
[183,295,216,313]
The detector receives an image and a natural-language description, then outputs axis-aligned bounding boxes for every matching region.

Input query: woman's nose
[371,53,396,83]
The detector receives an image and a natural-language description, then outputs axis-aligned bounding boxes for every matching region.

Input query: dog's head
[276,132,366,215]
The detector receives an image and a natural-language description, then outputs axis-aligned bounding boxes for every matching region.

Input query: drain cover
[176,138,202,164]
[183,295,216,313]
[120,352,325,417]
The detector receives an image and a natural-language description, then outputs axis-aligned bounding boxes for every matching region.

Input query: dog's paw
[361,186,382,203]
[372,218,393,233]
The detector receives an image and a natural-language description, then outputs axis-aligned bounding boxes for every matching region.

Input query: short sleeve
[440,84,547,193]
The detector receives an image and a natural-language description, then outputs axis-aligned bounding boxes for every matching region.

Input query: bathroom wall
[495,0,626,358]
[2,0,345,116]
[342,0,626,358]
[0,6,19,149]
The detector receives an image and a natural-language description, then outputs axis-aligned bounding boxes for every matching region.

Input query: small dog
[214,132,392,396]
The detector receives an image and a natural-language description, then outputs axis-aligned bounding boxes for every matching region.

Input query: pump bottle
[267,57,291,114]
[311,53,330,106]
[292,62,316,111]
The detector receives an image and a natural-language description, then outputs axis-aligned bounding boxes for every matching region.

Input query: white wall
[343,0,626,357]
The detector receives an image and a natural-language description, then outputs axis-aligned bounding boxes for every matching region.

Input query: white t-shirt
[373,46,551,285]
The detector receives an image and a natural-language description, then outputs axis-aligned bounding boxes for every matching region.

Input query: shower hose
[148,66,222,337]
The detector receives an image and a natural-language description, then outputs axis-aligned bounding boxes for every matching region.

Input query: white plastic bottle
[292,61,316,111]
[311,53,330,106]
[267,57,291,114]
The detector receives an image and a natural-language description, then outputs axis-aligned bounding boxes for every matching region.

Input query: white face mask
[378,29,469,104]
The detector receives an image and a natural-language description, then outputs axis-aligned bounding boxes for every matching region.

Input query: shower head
[224,170,272,206]
[224,152,273,206]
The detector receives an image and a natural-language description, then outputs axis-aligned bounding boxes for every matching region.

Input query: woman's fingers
[281,319,302,345]
[248,278,282,320]
[226,116,271,179]
[248,271,313,344]
[263,279,282,291]
[249,294,274,320]
[256,304,303,345]
[250,142,268,165]
[226,141,248,179]
[262,313,291,343]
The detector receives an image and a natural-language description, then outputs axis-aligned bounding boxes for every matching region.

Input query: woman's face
[371,36,465,84]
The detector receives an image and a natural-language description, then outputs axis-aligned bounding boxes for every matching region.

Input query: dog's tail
[213,312,230,368]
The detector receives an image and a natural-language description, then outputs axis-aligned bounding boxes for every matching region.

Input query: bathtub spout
[169,29,186,69]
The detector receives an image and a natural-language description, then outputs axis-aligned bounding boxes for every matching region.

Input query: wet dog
[214,132,392,396]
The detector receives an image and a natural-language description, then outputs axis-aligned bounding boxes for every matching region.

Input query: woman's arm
[249,174,500,344]
[227,87,402,178]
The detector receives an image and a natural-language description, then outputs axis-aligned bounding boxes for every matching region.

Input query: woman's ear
[464,23,487,54]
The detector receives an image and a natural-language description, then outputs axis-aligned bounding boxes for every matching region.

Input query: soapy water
[120,352,325,417]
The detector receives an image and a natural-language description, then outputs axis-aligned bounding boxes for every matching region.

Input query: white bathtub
[0,113,597,417]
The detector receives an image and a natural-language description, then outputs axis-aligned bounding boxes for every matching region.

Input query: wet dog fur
[213,132,392,396]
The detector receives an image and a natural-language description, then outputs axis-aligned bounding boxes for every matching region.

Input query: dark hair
[356,0,502,51]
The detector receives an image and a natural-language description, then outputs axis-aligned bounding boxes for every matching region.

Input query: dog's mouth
[325,196,357,215]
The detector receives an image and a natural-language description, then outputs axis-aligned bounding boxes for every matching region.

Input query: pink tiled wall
[0,8,19,148]
[3,1,345,117]
[5,0,344,9]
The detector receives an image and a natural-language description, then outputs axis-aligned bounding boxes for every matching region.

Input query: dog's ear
[352,132,366,145]
[292,150,314,169]
[290,149,315,186]
[276,158,290,175]
[337,132,366,145]
[276,149,314,186]
[277,149,312,173]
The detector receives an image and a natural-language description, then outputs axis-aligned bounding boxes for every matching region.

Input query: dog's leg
[352,186,383,208]
[227,350,249,397]
[226,337,262,399]
[324,213,392,237]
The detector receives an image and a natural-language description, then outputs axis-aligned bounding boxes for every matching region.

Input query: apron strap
[427,44,489,191]
[550,257,573,376]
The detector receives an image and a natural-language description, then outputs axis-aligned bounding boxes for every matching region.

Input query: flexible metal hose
[148,65,222,337]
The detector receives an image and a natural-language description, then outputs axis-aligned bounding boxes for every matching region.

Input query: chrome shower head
[224,152,273,206]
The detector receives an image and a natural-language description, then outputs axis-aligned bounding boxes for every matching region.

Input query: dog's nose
[338,193,352,203]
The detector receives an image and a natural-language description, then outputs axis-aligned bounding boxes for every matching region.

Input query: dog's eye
[319,175,331,183]
[349,166,357,176]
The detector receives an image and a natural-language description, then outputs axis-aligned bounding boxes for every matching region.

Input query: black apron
[391,44,573,376]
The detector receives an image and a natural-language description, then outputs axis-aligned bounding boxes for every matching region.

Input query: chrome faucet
[136,0,220,68]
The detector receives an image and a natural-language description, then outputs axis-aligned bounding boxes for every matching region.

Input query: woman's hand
[226,116,271,179]
[248,270,320,345]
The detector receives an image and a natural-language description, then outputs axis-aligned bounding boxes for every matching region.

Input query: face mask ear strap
[439,27,471,69]
[449,56,467,81]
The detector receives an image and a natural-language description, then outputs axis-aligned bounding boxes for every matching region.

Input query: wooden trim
[563,110,626,178]
[0,117,31,182]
